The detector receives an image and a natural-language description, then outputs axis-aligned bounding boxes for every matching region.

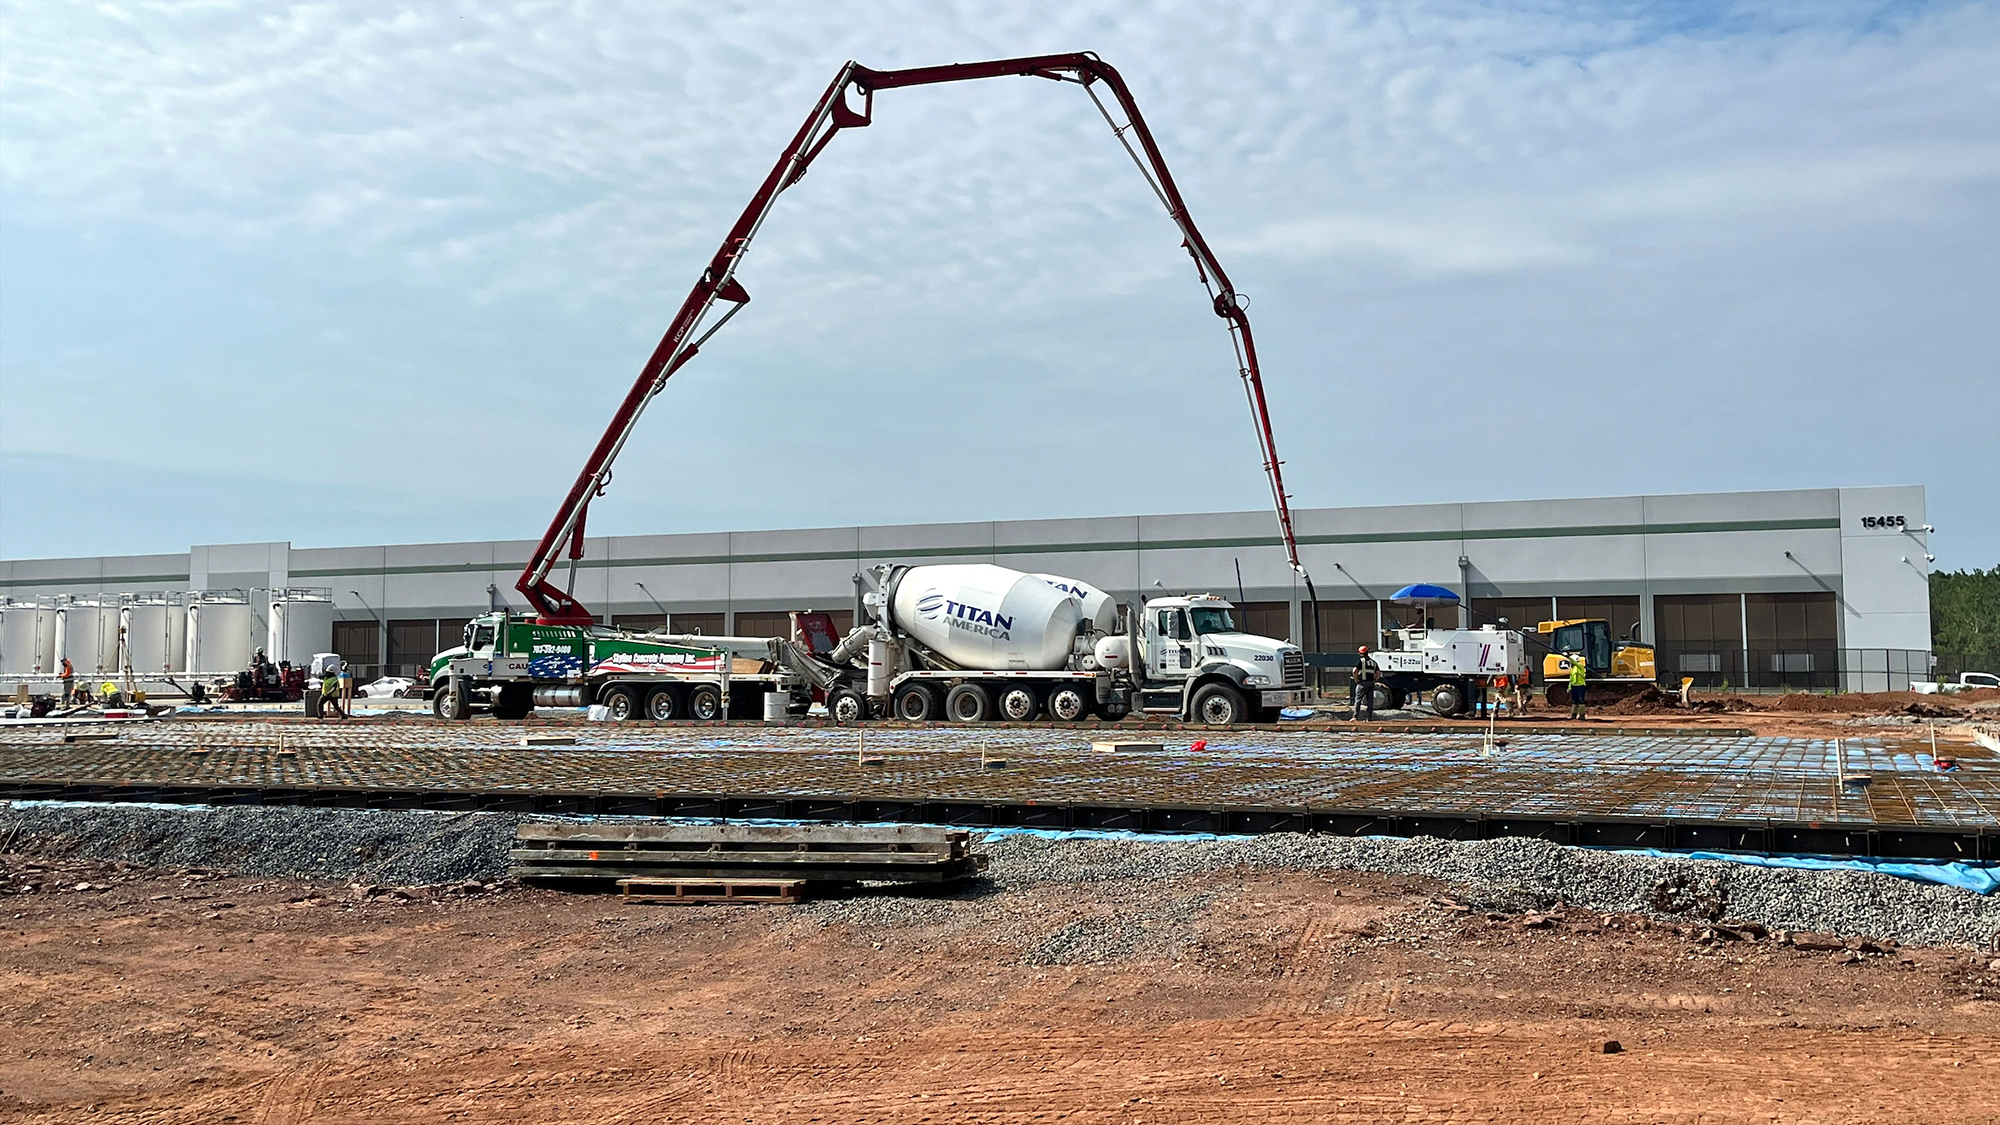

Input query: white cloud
[2,1,1997,564]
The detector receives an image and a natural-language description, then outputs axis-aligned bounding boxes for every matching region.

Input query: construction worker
[320,669,344,720]
[1567,654,1589,720]
[1351,645,1378,721]
[59,657,74,706]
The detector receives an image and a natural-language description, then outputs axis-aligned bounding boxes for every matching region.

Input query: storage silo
[56,598,121,675]
[0,600,56,675]
[124,594,186,674]
[186,591,254,674]
[268,588,335,667]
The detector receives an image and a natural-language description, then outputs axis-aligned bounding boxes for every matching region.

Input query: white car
[1912,672,2000,695]
[358,676,418,699]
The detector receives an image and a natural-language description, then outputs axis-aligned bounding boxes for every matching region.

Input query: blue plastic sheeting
[1612,847,2000,895]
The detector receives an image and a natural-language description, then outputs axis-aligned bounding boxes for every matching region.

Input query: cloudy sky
[2,1,1995,569]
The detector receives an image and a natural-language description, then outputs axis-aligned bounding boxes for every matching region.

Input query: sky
[2,1,1996,570]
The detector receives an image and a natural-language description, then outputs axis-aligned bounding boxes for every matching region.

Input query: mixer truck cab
[1136,594,1306,724]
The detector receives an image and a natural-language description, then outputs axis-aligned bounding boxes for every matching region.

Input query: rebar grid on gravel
[2,723,1994,829]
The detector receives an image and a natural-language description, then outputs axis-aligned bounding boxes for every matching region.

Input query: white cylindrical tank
[187,593,254,674]
[125,595,185,674]
[268,590,335,667]
[56,599,120,674]
[889,564,1082,671]
[1030,573,1119,635]
[1,601,56,675]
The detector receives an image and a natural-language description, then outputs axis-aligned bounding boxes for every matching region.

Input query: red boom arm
[518,52,1319,635]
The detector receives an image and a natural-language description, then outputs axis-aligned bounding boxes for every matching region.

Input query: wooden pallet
[510,822,985,886]
[617,877,806,905]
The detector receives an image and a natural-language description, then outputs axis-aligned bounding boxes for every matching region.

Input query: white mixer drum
[1031,572,1118,634]
[891,564,1082,671]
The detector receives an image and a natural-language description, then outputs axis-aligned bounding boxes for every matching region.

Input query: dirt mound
[1601,689,1750,715]
[1772,691,1965,717]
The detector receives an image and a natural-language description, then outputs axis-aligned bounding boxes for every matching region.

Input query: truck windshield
[1188,608,1237,635]
[471,625,495,651]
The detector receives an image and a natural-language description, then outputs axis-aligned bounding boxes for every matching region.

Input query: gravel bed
[974,833,2000,948]
[4,801,1996,947]
[0,802,520,886]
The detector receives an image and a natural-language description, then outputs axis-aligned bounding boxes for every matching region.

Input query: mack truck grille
[1282,650,1305,688]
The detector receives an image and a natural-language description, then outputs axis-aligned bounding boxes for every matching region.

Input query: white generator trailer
[1360,623,1529,717]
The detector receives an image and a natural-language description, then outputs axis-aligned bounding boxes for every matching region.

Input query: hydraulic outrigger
[515,52,1320,645]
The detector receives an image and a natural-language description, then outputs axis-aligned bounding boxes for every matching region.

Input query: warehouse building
[0,485,1933,691]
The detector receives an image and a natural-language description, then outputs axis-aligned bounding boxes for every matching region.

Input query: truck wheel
[687,685,722,721]
[1545,683,1567,709]
[1045,685,1090,722]
[605,686,640,721]
[945,683,991,723]
[1191,683,1245,727]
[1431,682,1465,717]
[432,679,470,721]
[827,688,869,724]
[996,685,1039,722]
[1369,682,1395,713]
[645,686,681,721]
[893,683,939,721]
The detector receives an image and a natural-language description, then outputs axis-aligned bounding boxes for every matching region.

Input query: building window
[331,620,379,676]
[1554,597,1641,642]
[1234,601,1291,643]
[1679,653,1721,673]
[674,613,726,636]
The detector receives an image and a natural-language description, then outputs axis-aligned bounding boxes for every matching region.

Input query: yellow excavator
[1539,619,1658,708]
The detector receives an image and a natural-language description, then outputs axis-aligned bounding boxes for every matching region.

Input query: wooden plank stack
[509,822,985,887]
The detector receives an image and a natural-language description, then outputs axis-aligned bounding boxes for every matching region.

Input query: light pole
[634,581,672,630]
[348,590,385,676]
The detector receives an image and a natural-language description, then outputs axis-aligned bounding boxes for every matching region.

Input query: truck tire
[432,678,471,721]
[945,683,991,723]
[1191,683,1245,727]
[996,685,1040,722]
[827,688,869,724]
[604,685,640,721]
[687,684,722,721]
[645,686,682,721]
[1431,682,1465,718]
[1369,682,1395,713]
[893,682,939,721]
[1045,684,1090,722]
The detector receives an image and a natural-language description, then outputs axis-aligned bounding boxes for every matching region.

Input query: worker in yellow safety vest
[1567,655,1589,720]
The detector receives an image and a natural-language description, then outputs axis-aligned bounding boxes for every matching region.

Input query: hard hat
[1357,645,1370,653]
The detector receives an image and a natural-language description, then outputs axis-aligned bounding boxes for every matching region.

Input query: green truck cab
[429,611,778,721]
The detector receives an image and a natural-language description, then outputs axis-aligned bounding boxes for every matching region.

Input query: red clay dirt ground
[4,855,1998,1123]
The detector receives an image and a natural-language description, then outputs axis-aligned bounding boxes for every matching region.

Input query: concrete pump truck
[430,52,1323,726]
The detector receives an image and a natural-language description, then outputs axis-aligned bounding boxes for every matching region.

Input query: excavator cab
[1546,620,1615,674]
[1537,618,1659,706]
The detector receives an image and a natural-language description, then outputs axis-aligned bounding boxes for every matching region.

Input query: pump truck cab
[777,564,1306,726]
[1538,618,1658,708]
[428,614,783,721]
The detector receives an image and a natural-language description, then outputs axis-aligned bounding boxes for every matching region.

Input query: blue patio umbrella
[1390,583,1461,604]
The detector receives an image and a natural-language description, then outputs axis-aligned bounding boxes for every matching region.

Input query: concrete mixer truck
[778,564,1306,726]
